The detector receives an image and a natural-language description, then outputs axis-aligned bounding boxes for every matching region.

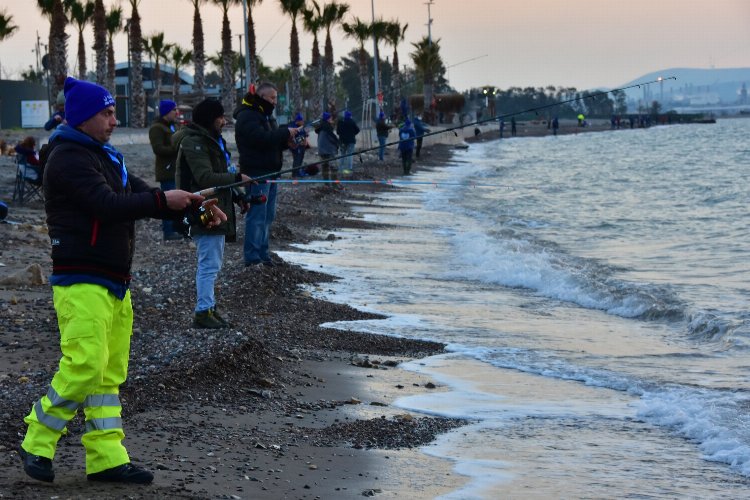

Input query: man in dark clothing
[18,77,224,486]
[336,110,359,173]
[233,82,303,267]
[375,112,390,161]
[174,99,250,328]
[149,99,181,240]
[316,112,340,183]
[288,112,309,177]
[398,119,417,175]
[413,116,429,159]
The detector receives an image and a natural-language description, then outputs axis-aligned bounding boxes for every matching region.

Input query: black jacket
[336,117,360,145]
[44,136,176,283]
[233,93,290,178]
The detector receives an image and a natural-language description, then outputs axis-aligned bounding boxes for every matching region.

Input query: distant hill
[619,68,750,108]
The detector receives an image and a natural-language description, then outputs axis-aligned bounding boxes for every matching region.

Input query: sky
[0,0,748,92]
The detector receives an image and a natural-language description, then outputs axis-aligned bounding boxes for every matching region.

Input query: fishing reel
[176,202,217,238]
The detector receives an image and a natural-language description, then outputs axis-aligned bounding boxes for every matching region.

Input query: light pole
[425,1,434,46]
[125,18,132,127]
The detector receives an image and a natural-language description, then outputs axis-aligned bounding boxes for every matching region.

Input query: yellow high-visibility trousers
[22,283,133,474]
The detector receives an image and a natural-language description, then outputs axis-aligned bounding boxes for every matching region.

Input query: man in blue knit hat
[336,110,359,174]
[18,77,225,485]
[149,99,182,240]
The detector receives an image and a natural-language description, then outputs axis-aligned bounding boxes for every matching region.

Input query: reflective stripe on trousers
[22,284,133,474]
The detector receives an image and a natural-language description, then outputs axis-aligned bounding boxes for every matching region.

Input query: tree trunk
[220,11,234,118]
[310,35,321,119]
[93,0,107,85]
[49,0,69,100]
[247,7,257,85]
[192,6,205,99]
[173,67,180,101]
[290,20,302,114]
[358,47,369,114]
[129,7,146,127]
[77,29,87,80]
[107,34,116,95]
[324,31,334,111]
[392,48,401,115]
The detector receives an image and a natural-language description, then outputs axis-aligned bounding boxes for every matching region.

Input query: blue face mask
[51,124,128,187]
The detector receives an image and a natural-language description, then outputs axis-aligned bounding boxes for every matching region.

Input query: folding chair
[12,155,44,204]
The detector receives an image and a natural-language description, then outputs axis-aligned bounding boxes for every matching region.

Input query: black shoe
[87,463,154,484]
[163,232,183,241]
[245,259,262,267]
[19,447,54,483]
[211,307,230,327]
[194,309,227,329]
[262,260,276,267]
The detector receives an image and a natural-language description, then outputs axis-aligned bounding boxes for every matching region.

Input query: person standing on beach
[174,99,250,329]
[234,82,303,267]
[511,117,517,137]
[398,119,417,175]
[413,116,429,159]
[18,76,225,485]
[316,112,340,182]
[288,112,309,177]
[552,116,559,136]
[336,110,359,174]
[149,99,182,240]
[44,92,66,131]
[375,111,390,161]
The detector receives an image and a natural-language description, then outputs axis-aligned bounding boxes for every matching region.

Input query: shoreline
[0,118,700,498]
[0,136,469,498]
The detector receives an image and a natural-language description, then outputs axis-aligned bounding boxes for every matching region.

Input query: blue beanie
[404,119,412,126]
[378,111,385,119]
[344,110,352,119]
[159,99,177,117]
[322,112,331,121]
[294,112,304,122]
[64,76,115,128]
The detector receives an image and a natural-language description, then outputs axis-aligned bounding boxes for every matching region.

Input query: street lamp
[125,18,132,127]
[241,0,252,89]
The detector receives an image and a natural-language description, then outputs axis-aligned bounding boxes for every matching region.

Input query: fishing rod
[195,76,676,197]
[267,178,514,189]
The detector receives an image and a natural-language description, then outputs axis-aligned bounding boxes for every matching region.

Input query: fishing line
[195,77,676,197]
[267,179,515,189]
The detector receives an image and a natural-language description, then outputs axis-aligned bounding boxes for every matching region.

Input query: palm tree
[0,10,19,42]
[385,20,407,115]
[279,0,306,115]
[70,0,94,80]
[245,0,263,86]
[37,0,70,100]
[410,36,444,122]
[214,0,239,116]
[146,32,173,106]
[105,5,122,94]
[128,0,146,127]
[320,1,348,110]
[92,0,107,85]
[170,45,193,101]
[188,0,206,99]
[302,1,323,118]
[342,17,372,115]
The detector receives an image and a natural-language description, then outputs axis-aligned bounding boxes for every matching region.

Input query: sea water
[277,118,750,498]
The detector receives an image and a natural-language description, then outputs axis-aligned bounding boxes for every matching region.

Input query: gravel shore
[0,130,470,499]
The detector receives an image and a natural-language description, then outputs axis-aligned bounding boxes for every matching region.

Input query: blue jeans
[339,143,356,170]
[194,233,225,313]
[377,136,387,160]
[291,148,305,176]
[243,182,277,264]
[160,180,177,236]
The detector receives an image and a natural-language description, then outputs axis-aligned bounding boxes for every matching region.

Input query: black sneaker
[194,309,227,329]
[19,447,54,483]
[87,463,154,484]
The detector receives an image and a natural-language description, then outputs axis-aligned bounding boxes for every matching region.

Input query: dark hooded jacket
[233,92,291,178]
[43,125,177,284]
